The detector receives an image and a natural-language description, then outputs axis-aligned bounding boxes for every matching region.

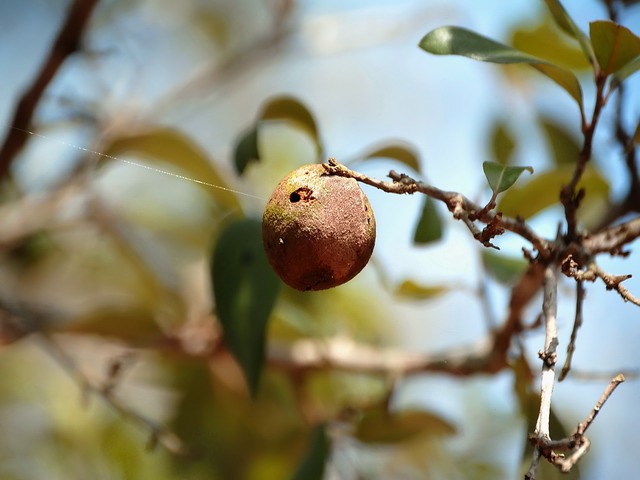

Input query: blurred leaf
[413,196,444,244]
[211,218,282,396]
[259,96,322,156]
[363,143,420,171]
[482,162,533,194]
[64,305,163,343]
[419,26,584,108]
[590,20,640,75]
[612,57,640,88]
[234,126,259,175]
[542,0,596,66]
[289,424,329,480]
[355,406,456,444]
[511,21,591,70]
[104,128,242,213]
[482,250,528,285]
[490,120,516,165]
[539,116,581,165]
[394,280,449,300]
[498,165,609,219]
[192,9,228,47]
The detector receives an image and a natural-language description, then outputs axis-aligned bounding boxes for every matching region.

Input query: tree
[0,0,639,479]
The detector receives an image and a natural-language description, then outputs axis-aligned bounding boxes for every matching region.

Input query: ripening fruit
[262,163,376,291]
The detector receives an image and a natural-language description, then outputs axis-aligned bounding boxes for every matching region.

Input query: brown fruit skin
[262,164,376,291]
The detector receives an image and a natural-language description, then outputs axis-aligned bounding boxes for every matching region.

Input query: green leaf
[498,165,609,220]
[611,57,640,88]
[482,161,533,194]
[590,20,640,75]
[413,196,444,244]
[489,120,516,165]
[394,280,449,300]
[289,425,329,480]
[363,143,421,171]
[234,126,259,175]
[482,250,528,285]
[511,21,591,70]
[211,218,282,396]
[355,407,456,444]
[542,0,596,67]
[104,128,242,213]
[419,26,583,108]
[259,96,322,156]
[539,116,581,165]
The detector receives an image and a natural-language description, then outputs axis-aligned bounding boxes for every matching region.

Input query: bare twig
[526,266,558,479]
[322,159,551,256]
[0,0,99,180]
[559,281,585,381]
[31,333,193,457]
[578,373,625,435]
[527,371,624,477]
[535,267,559,439]
[569,369,639,381]
[563,257,640,307]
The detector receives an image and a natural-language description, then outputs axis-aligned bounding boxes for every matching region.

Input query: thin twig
[561,72,608,240]
[559,280,585,381]
[0,0,99,180]
[577,373,625,435]
[31,333,194,457]
[563,258,640,307]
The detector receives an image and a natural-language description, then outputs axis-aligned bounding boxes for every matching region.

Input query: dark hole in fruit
[289,187,315,203]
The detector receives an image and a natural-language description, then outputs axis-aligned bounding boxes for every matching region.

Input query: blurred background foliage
[0,0,639,479]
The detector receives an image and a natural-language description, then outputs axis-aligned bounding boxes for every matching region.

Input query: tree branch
[563,257,640,307]
[559,280,585,381]
[583,216,640,255]
[32,332,194,457]
[322,159,551,256]
[526,266,558,479]
[561,72,607,240]
[0,0,99,181]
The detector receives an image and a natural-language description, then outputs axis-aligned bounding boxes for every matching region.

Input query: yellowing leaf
[539,116,581,165]
[363,142,421,172]
[590,20,640,75]
[542,0,596,67]
[395,280,448,300]
[490,120,516,165]
[498,165,609,220]
[259,96,322,156]
[65,305,163,343]
[355,406,456,444]
[511,21,591,70]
